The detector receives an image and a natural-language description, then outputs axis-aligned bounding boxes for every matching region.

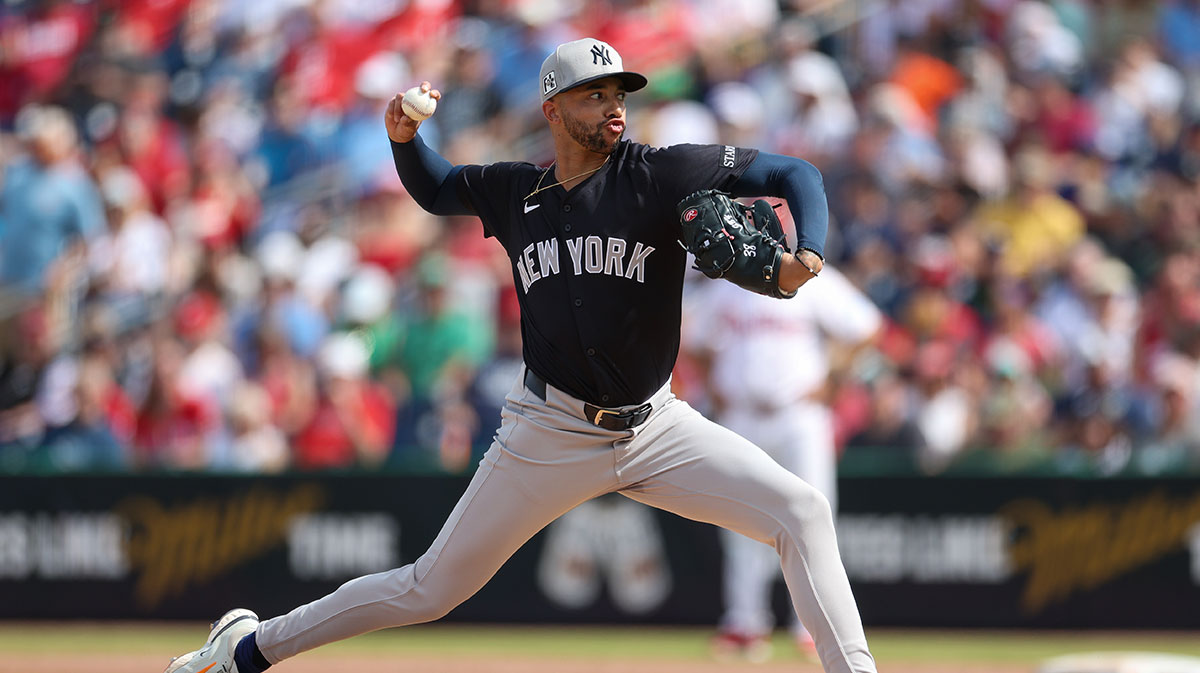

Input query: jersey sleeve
[645,144,759,207]
[455,161,527,244]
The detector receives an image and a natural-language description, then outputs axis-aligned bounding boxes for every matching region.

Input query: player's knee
[385,588,460,625]
[415,599,456,623]
[784,481,834,531]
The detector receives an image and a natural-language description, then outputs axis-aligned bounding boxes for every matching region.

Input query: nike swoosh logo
[524,202,540,214]
[197,663,219,673]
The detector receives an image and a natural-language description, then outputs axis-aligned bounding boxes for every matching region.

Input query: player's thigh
[417,407,614,590]
[620,401,829,545]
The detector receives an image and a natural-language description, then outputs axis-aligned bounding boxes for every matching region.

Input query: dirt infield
[2,652,1032,673]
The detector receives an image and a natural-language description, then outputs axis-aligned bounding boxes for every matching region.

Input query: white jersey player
[684,265,883,660]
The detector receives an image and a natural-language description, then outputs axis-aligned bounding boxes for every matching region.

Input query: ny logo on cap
[591,43,612,66]
[543,71,557,95]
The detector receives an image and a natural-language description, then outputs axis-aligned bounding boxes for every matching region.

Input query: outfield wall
[2,474,1198,628]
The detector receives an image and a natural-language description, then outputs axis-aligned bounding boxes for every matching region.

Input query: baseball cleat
[711,629,772,663]
[164,608,259,673]
[795,630,818,662]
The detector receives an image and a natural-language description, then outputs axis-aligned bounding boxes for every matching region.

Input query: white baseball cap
[539,38,647,102]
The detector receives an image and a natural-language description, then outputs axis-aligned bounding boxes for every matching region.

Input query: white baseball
[400,86,437,122]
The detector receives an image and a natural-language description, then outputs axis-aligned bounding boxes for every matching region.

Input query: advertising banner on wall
[839,476,1200,628]
[0,475,717,624]
[2,474,1200,627]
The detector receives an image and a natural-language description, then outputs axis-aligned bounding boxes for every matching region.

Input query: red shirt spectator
[112,79,191,213]
[292,383,396,470]
[104,0,191,54]
[0,3,97,120]
[1029,76,1096,154]
[293,334,396,470]
[278,11,398,113]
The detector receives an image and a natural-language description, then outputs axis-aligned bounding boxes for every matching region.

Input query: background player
[164,38,878,673]
[683,263,883,661]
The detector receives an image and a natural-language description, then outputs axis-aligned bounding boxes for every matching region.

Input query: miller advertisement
[2,474,1199,627]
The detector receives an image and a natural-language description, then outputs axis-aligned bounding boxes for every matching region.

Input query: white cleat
[164,608,260,673]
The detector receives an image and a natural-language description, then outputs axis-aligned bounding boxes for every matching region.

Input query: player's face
[556,77,627,154]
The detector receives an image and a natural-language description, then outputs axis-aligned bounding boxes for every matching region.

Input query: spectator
[0,307,54,465]
[972,144,1085,278]
[89,166,174,330]
[225,381,289,473]
[1,105,105,293]
[388,254,492,468]
[0,2,98,122]
[132,332,220,469]
[293,332,395,470]
[35,328,135,471]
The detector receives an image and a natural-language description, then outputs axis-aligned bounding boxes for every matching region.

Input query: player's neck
[551,142,610,192]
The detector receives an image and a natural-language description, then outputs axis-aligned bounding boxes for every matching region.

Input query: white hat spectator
[298,235,359,308]
[787,53,850,101]
[866,83,924,132]
[355,51,411,102]
[318,332,370,380]
[1085,257,1134,298]
[256,230,305,283]
[1007,0,1083,77]
[342,264,395,325]
[100,166,149,210]
[708,82,766,131]
[648,100,719,147]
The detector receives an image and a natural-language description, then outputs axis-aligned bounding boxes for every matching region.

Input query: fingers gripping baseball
[386,82,441,144]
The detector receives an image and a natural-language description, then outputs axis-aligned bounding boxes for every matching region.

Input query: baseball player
[164,38,877,673]
[684,266,883,660]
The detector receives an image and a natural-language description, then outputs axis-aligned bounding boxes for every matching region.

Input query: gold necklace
[524,155,609,201]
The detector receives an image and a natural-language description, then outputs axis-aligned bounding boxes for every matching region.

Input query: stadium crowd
[1,0,1199,476]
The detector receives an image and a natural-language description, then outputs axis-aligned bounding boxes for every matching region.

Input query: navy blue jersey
[456,140,757,406]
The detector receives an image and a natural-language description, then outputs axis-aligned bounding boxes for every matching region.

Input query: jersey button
[601,394,610,402]
[563,204,572,212]
[574,298,582,307]
[564,223,572,232]
[586,348,596,356]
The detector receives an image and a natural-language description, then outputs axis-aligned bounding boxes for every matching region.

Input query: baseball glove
[677,189,796,299]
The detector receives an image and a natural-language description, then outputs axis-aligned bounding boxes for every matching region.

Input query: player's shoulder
[464,160,545,192]
[637,141,751,173]
[638,141,718,158]
[613,139,711,160]
[479,160,544,176]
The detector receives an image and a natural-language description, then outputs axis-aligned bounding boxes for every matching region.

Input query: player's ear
[543,100,559,124]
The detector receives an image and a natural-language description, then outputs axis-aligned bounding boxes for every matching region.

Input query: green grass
[1,623,1199,664]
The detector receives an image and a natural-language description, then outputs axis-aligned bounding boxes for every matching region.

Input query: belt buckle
[592,407,619,426]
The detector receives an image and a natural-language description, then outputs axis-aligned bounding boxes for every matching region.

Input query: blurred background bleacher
[1,0,1199,479]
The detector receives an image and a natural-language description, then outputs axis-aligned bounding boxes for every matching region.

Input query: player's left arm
[729,152,828,292]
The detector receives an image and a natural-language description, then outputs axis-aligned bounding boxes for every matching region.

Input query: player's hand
[779,249,823,292]
[385,82,441,144]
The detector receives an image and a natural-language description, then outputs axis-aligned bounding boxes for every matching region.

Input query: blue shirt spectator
[1159,1,1200,67]
[1,107,104,292]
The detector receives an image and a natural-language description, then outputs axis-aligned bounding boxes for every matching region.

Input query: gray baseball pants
[256,368,876,673]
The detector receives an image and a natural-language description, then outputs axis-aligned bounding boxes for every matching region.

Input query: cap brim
[554,71,648,98]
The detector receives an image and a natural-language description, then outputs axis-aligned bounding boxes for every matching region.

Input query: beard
[563,110,620,154]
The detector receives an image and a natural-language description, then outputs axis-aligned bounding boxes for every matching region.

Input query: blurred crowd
[0,0,1198,476]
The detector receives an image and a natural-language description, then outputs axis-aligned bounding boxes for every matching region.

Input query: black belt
[524,369,652,432]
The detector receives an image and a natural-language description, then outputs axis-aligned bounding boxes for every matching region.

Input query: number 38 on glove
[676,189,797,299]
